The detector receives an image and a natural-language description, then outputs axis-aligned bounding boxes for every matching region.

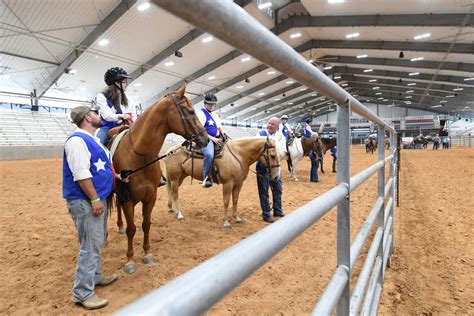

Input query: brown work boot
[96,274,118,286]
[78,294,108,310]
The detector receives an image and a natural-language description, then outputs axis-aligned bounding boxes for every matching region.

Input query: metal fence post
[336,101,351,316]
[388,131,396,267]
[377,126,386,280]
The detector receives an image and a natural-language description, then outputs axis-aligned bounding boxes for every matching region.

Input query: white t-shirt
[96,93,137,123]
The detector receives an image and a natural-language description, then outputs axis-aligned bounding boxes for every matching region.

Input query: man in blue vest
[63,105,121,310]
[197,93,225,188]
[303,117,313,138]
[256,117,284,223]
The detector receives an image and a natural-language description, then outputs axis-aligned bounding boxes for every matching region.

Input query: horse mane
[229,136,283,161]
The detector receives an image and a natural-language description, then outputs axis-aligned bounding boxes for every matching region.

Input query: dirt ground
[0,146,472,315]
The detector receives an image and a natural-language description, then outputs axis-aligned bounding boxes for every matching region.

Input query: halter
[261,137,281,177]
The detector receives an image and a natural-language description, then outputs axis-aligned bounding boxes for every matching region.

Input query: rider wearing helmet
[96,67,135,145]
[196,93,226,188]
[279,114,293,139]
[303,117,313,138]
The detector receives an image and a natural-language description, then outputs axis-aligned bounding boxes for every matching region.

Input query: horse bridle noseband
[261,137,281,177]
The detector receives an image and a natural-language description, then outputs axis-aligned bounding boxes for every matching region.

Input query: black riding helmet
[305,118,311,123]
[104,67,132,86]
[204,93,218,104]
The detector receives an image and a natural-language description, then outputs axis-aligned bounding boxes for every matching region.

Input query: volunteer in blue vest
[96,67,135,146]
[330,145,337,173]
[197,93,226,188]
[256,117,285,223]
[63,105,124,310]
[305,118,319,182]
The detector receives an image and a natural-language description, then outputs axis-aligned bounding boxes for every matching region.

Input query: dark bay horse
[111,84,208,273]
[320,137,337,173]
[366,139,377,154]
[164,137,281,228]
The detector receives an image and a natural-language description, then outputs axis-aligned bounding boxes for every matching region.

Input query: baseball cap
[70,105,100,125]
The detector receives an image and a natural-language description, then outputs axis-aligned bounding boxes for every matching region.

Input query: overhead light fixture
[258,92,265,96]
[341,83,348,87]
[258,2,272,9]
[137,2,151,11]
[98,39,109,46]
[334,76,341,79]
[267,71,276,75]
[446,95,455,98]
[414,33,431,40]
[245,78,250,83]
[405,96,412,99]
[357,54,368,58]
[207,75,216,80]
[375,92,382,95]
[324,66,333,70]
[241,56,251,62]
[290,32,302,39]
[369,79,377,82]
[372,86,380,90]
[201,35,213,43]
[346,32,359,39]
[236,85,244,89]
[164,61,174,67]
[406,90,414,93]
[431,104,443,108]
[407,82,416,86]
[288,102,293,105]
[405,101,412,104]
[440,100,447,103]
[464,77,474,81]
[286,80,294,84]
[363,69,373,73]
[410,57,424,62]
[382,99,388,101]
[378,97,384,100]
[300,88,307,91]
[399,51,404,58]
[328,0,345,3]
[453,87,463,91]
[133,83,142,87]
[409,72,419,76]
[174,50,183,58]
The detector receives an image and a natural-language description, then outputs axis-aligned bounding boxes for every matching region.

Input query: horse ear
[177,83,187,98]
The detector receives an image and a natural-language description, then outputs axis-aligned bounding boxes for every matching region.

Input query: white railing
[115,1,397,315]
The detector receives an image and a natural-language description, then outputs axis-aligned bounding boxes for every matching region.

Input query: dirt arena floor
[0,146,472,315]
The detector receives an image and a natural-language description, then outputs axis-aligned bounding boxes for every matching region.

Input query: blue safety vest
[202,108,218,137]
[100,93,123,130]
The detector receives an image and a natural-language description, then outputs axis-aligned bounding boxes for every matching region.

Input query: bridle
[261,136,281,177]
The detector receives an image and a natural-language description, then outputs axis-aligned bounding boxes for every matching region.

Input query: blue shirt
[201,108,219,137]
[63,132,114,200]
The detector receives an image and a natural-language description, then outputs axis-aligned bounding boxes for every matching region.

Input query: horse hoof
[117,227,126,234]
[223,222,232,229]
[234,217,243,224]
[294,178,298,182]
[123,263,137,274]
[143,255,155,265]
[168,208,174,213]
[177,214,185,222]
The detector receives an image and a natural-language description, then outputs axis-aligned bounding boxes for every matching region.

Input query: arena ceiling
[1,0,473,122]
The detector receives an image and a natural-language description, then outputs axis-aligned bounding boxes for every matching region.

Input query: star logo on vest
[94,158,106,172]
[208,120,215,126]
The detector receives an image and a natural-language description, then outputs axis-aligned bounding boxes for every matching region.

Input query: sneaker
[202,177,213,188]
[78,294,108,310]
[273,213,285,217]
[96,274,118,287]
[263,217,274,223]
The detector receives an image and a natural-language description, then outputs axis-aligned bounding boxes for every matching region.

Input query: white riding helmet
[281,114,289,120]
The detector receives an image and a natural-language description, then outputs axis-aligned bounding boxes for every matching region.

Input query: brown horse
[285,134,323,181]
[366,139,377,154]
[164,137,281,228]
[320,136,337,173]
[385,138,390,150]
[111,84,208,273]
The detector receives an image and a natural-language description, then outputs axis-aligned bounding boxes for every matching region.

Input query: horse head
[259,137,281,181]
[168,84,208,148]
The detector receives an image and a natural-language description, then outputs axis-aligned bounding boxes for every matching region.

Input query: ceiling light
[300,88,307,91]
[382,99,388,102]
[353,94,358,97]
[378,97,384,100]
[364,69,373,73]
[174,50,183,58]
[241,56,251,62]
[288,102,293,105]
[431,105,443,108]
[414,33,431,40]
[164,61,174,67]
[275,98,281,101]
[267,71,276,75]
[405,101,412,104]
[324,66,333,70]
[410,57,424,61]
[328,0,345,3]
[446,95,454,98]
[369,79,377,82]
[399,51,404,58]
[406,90,414,93]
[407,83,416,86]
[133,83,142,87]
[290,32,302,39]
[98,39,109,46]
[357,54,368,58]
[346,32,360,39]
[207,75,215,80]
[440,100,447,103]
[334,76,341,79]
[375,92,382,95]
[202,36,213,43]
[409,72,419,76]
[464,77,474,81]
[308,59,314,63]
[405,96,412,99]
[464,106,470,109]
[372,86,380,90]
[137,2,151,11]
[311,94,317,97]
[453,88,463,91]
[258,92,265,96]
[236,85,244,89]
[258,2,272,9]
[286,81,294,84]
[341,83,348,87]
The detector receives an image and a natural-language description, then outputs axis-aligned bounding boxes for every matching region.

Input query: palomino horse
[320,137,337,173]
[385,138,390,150]
[285,134,322,181]
[366,139,377,154]
[164,136,281,228]
[110,84,208,273]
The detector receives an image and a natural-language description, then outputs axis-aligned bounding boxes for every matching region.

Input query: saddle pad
[109,129,129,159]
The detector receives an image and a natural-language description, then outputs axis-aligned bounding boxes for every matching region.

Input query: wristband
[90,198,101,204]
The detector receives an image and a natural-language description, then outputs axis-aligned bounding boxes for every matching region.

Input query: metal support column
[376,126,386,284]
[336,101,351,316]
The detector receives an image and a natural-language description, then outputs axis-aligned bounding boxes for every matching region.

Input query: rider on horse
[197,93,227,188]
[96,67,135,146]
[280,114,294,172]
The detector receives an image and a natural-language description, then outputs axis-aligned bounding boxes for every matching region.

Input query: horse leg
[171,176,186,222]
[222,182,233,228]
[141,197,156,265]
[232,183,244,224]
[122,202,137,273]
[320,157,325,173]
[117,204,125,234]
[166,176,174,213]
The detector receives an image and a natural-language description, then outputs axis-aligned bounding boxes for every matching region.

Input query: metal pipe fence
[115,1,398,315]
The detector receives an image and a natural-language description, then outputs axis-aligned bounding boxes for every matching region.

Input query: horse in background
[285,134,323,181]
[320,136,337,173]
[413,135,428,149]
[164,136,281,228]
[385,138,390,149]
[110,84,208,273]
[365,138,377,154]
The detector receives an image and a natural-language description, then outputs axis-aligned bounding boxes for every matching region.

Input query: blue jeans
[67,199,107,303]
[257,171,283,219]
[310,157,319,182]
[202,140,214,180]
[96,128,110,146]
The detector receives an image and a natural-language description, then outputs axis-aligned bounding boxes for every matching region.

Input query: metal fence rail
[115,1,398,315]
